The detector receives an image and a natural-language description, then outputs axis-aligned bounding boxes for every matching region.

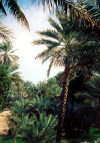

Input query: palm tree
[0,21,13,40]
[33,13,100,143]
[32,0,100,35]
[0,41,23,90]
[0,41,18,67]
[0,0,29,29]
[9,65,23,86]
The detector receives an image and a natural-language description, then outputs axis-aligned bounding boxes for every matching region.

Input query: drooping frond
[33,38,60,50]
[47,57,55,77]
[33,10,100,77]
[37,30,60,41]
[96,0,100,8]
[3,0,29,29]
[10,72,23,86]
[49,17,62,33]
[0,41,19,67]
[64,1,100,35]
[0,0,6,15]
[32,0,100,35]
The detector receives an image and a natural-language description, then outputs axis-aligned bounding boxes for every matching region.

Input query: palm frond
[32,0,100,34]
[0,41,19,67]
[63,1,100,35]
[35,49,49,59]
[0,21,13,40]
[4,0,29,29]
[96,0,100,8]
[33,38,60,50]
[0,0,7,15]
[37,30,60,41]
[47,57,55,77]
[10,72,23,86]
[49,17,62,33]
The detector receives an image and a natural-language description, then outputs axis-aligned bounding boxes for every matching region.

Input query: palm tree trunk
[56,67,70,143]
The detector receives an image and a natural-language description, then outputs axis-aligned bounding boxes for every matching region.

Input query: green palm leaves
[32,0,100,35]
[0,22,13,40]
[0,41,23,87]
[33,11,100,143]
[0,0,29,29]
[33,15,68,76]
[0,41,18,67]
[11,95,57,143]
[33,14,88,76]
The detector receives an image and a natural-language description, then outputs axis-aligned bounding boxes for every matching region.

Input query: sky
[2,1,64,84]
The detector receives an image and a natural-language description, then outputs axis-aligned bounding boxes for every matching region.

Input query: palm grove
[0,0,100,143]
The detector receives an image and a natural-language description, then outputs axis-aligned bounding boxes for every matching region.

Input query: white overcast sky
[2,3,64,84]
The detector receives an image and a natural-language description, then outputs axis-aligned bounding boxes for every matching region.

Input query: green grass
[0,137,26,143]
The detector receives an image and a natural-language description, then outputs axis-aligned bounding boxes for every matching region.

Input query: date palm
[0,41,23,87]
[9,65,23,87]
[32,0,100,35]
[33,12,100,143]
[0,41,18,67]
[0,21,13,40]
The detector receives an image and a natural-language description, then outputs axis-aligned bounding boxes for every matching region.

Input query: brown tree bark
[56,67,70,143]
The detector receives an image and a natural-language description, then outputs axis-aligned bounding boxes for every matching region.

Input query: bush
[0,65,11,110]
[10,95,57,143]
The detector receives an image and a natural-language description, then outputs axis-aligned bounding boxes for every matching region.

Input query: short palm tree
[33,12,100,143]
[0,41,23,88]
[9,65,23,87]
[0,41,18,67]
[0,22,13,40]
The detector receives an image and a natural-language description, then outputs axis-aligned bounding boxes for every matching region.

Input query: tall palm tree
[32,0,100,35]
[33,13,100,143]
[0,0,29,29]
[0,41,18,67]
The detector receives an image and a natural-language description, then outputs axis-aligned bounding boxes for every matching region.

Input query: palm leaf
[49,17,62,33]
[33,38,60,50]
[32,0,100,35]
[0,0,7,15]
[38,30,60,41]
[0,21,13,40]
[4,0,29,29]
[47,57,55,77]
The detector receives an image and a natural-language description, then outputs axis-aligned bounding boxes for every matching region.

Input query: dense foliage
[10,95,58,143]
[0,65,11,110]
[5,73,99,143]
[0,1,100,143]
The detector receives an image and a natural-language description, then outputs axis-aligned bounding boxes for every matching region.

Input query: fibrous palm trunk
[56,67,70,143]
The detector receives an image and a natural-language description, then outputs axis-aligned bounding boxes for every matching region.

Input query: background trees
[0,65,11,110]
[0,41,18,67]
[0,41,23,110]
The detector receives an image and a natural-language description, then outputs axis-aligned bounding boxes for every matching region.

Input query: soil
[0,111,13,135]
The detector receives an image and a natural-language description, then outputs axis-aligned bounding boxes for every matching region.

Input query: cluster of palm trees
[0,0,100,143]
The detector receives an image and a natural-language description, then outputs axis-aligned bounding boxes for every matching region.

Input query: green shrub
[10,95,57,143]
[11,113,57,143]
[0,65,11,110]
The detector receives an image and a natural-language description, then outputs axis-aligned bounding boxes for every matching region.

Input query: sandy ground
[0,111,12,135]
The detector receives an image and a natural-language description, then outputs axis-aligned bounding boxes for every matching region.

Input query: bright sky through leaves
[2,1,63,83]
